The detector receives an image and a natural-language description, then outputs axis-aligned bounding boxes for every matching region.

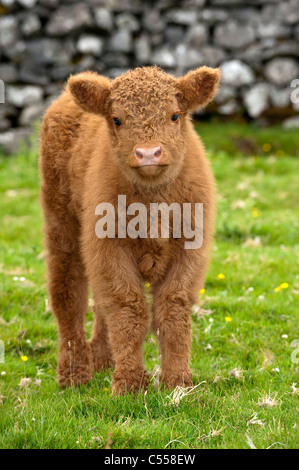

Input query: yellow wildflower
[225,316,232,322]
[199,288,205,295]
[280,282,289,289]
[20,355,28,362]
[217,273,225,280]
[262,143,271,153]
[274,286,281,292]
[251,207,260,218]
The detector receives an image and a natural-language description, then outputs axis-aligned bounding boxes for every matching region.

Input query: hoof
[90,341,114,373]
[112,367,149,395]
[57,339,93,388]
[161,369,193,389]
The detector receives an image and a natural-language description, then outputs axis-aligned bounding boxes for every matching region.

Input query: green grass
[0,123,299,449]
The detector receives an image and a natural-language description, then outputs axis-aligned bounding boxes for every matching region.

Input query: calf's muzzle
[133,145,163,167]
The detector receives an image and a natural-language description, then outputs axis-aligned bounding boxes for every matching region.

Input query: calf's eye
[113,118,122,127]
[171,114,179,122]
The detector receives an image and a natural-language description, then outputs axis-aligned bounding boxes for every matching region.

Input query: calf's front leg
[105,292,150,394]
[153,284,193,388]
[152,249,208,389]
[86,243,150,394]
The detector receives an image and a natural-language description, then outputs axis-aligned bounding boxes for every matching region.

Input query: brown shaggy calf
[40,66,220,394]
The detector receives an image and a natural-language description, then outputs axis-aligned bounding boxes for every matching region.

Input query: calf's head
[68,66,220,187]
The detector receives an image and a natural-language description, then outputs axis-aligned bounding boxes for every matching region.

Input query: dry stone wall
[0,0,299,152]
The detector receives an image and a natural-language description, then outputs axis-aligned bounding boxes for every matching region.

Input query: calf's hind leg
[90,305,114,372]
[44,212,93,387]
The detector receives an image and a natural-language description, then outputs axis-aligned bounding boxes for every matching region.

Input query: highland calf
[40,66,220,394]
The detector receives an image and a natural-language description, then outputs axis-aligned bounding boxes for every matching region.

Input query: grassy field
[0,122,298,449]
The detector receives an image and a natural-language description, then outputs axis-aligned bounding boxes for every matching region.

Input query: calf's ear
[67,71,111,115]
[177,66,221,112]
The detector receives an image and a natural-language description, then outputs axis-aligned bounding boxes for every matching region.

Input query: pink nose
[134,146,163,166]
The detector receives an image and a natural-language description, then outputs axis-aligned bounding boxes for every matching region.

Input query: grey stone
[0,81,4,105]
[152,46,176,69]
[0,115,12,132]
[278,0,299,25]
[46,4,93,36]
[94,61,106,74]
[76,35,104,56]
[212,0,247,3]
[243,83,270,117]
[106,68,130,79]
[292,103,299,113]
[102,52,129,68]
[115,13,139,32]
[236,42,264,65]
[0,127,32,155]
[230,7,260,24]
[0,16,18,49]
[19,102,46,125]
[221,60,255,87]
[0,64,18,83]
[176,44,204,72]
[158,0,182,9]
[291,85,299,111]
[165,26,185,47]
[94,7,114,32]
[212,0,265,4]
[218,99,240,115]
[261,4,280,22]
[6,84,43,107]
[26,38,75,65]
[107,30,132,53]
[44,83,63,97]
[150,34,164,47]
[19,64,49,86]
[186,23,208,47]
[262,0,299,25]
[214,21,256,49]
[39,0,60,7]
[183,0,206,7]
[256,22,291,39]
[200,8,228,22]
[264,58,299,87]
[21,13,41,37]
[1,0,17,6]
[5,40,26,62]
[200,46,227,67]
[102,0,142,13]
[0,104,18,131]
[282,116,299,129]
[75,55,97,73]
[262,41,299,60]
[270,86,291,108]
[215,85,237,104]
[142,9,164,34]
[50,66,75,82]
[166,9,198,25]
[17,0,36,7]
[135,35,151,64]
[44,93,60,107]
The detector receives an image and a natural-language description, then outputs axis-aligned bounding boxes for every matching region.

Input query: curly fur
[39,66,220,394]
